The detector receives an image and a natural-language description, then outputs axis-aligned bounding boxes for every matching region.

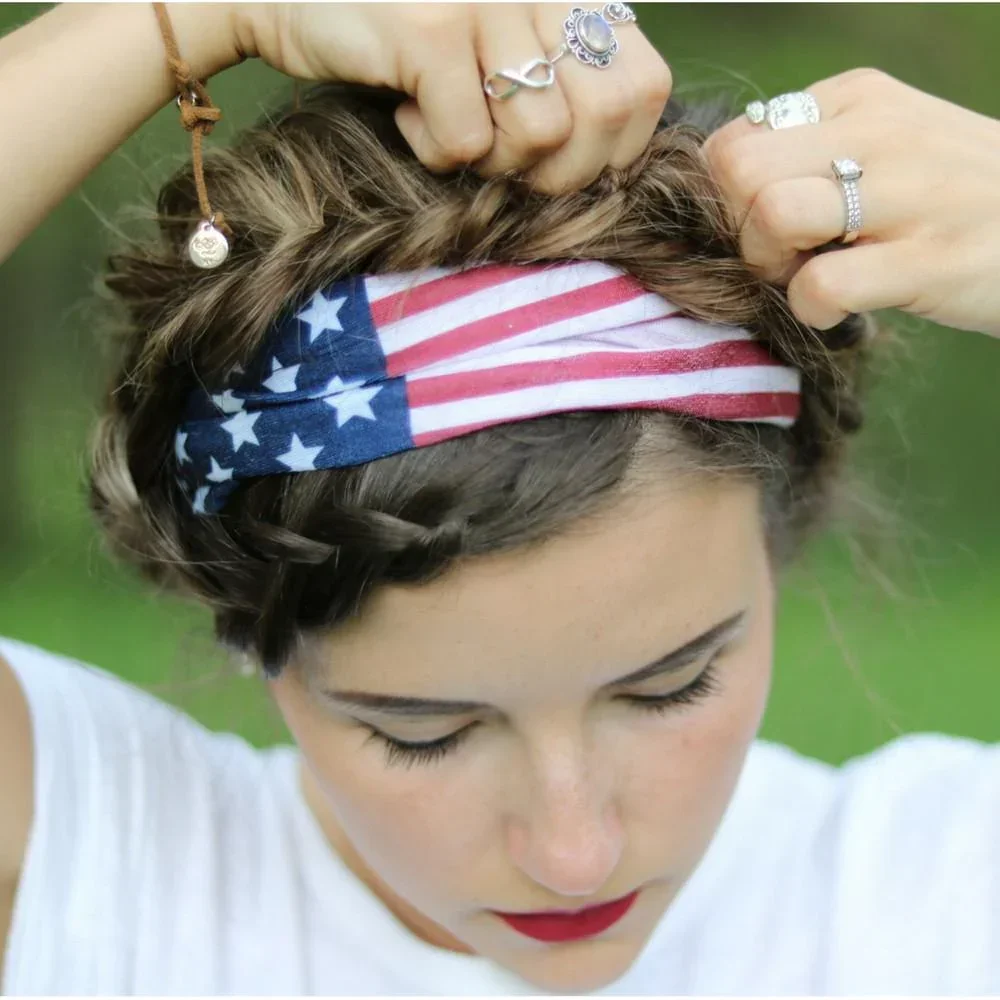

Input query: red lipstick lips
[494,889,639,943]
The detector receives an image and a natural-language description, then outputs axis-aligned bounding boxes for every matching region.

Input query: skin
[268,476,775,993]
[241,3,674,194]
[4,3,999,994]
[700,68,1000,337]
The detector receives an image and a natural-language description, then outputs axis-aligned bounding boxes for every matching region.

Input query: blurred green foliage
[0,4,997,762]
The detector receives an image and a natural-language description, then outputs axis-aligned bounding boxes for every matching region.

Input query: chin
[491,901,664,994]
[504,936,645,994]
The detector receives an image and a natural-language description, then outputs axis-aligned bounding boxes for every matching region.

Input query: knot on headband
[175,89,223,133]
[174,260,801,516]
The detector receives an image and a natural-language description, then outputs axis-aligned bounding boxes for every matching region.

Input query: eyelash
[362,660,724,770]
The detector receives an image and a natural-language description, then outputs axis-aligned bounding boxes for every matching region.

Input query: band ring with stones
[832,158,864,243]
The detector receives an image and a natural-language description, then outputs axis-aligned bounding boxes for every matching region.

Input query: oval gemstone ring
[556,3,637,69]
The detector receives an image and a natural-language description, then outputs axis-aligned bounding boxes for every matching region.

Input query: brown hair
[89,83,876,678]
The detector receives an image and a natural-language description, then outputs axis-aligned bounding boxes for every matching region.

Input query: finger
[395,19,495,172]
[740,176,855,284]
[738,156,934,285]
[473,4,574,177]
[393,101,455,173]
[701,68,885,160]
[700,70,899,236]
[703,121,876,235]
[787,239,930,330]
[523,12,642,193]
[606,35,673,169]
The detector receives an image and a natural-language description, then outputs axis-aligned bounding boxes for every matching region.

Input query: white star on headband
[192,486,210,515]
[263,360,301,394]
[206,457,234,483]
[175,430,191,464]
[317,375,383,428]
[296,291,347,344]
[276,433,323,472]
[221,410,261,451]
[210,389,245,414]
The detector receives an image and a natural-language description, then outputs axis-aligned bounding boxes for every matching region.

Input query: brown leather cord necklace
[152,2,231,268]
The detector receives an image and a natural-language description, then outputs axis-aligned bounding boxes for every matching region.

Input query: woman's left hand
[700,68,1000,337]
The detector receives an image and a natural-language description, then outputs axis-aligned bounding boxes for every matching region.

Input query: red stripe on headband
[405,339,783,408]
[385,275,655,376]
[368,263,529,326]
[412,391,801,447]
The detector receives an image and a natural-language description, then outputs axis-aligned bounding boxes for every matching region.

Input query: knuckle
[422,149,462,174]
[531,166,600,197]
[593,80,636,130]
[753,185,796,238]
[516,111,574,153]
[440,129,494,164]
[707,137,760,204]
[797,260,846,312]
[839,66,894,94]
[406,4,467,35]
[643,61,673,111]
[529,175,568,196]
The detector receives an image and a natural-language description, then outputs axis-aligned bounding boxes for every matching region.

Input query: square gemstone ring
[746,92,821,130]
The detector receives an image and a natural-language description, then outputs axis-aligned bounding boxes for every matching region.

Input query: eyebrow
[317,609,748,718]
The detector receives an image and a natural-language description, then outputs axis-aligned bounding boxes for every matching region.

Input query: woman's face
[268,476,775,993]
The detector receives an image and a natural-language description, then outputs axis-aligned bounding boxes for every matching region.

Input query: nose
[505,736,625,898]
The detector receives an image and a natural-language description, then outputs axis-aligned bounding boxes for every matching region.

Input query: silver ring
[561,4,634,69]
[832,158,864,243]
[746,91,821,129]
[601,2,637,24]
[483,2,635,100]
[483,57,558,101]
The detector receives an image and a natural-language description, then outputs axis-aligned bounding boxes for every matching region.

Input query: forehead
[311,478,765,699]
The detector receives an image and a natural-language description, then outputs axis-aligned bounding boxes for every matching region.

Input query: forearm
[0,2,244,264]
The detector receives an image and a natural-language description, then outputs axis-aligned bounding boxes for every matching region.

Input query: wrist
[226,3,276,63]
[159,2,247,81]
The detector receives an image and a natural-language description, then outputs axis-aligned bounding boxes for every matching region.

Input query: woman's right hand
[234,3,673,194]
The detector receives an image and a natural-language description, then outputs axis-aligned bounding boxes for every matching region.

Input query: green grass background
[1,3,997,762]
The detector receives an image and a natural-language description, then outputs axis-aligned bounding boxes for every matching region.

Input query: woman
[1,3,998,995]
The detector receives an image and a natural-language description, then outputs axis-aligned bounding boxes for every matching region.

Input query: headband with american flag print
[174,259,801,515]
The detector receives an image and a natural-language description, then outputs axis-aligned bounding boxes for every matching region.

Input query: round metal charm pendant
[188,220,230,269]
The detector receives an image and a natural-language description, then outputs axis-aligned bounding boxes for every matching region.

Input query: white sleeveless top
[2,634,998,995]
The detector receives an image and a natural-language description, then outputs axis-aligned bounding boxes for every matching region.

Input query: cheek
[272,677,494,908]
[301,722,492,901]
[620,646,773,872]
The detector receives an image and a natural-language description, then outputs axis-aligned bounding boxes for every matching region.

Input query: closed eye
[362,659,724,769]
[619,659,723,713]
[361,723,478,769]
